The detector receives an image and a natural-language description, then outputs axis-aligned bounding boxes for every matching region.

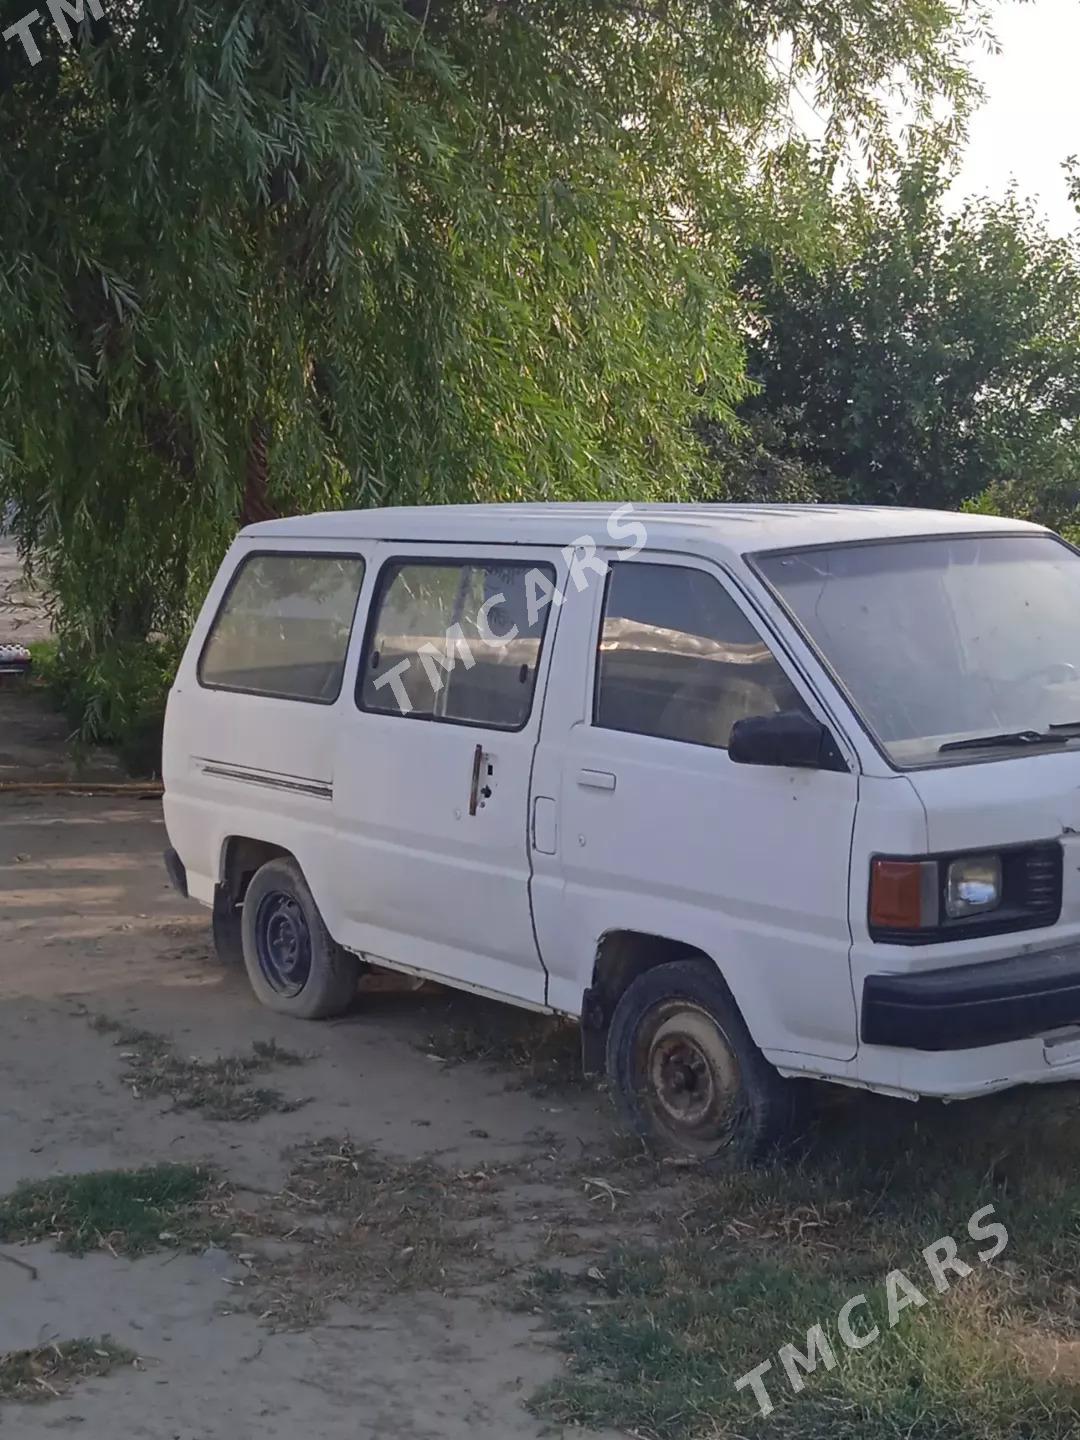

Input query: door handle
[468,743,484,815]
[468,744,493,814]
[577,768,616,791]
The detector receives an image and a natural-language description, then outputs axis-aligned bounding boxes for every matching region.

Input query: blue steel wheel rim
[254,891,312,997]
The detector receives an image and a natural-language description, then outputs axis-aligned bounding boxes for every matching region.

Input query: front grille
[1022,844,1063,920]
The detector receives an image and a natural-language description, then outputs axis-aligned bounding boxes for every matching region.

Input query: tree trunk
[240,418,276,526]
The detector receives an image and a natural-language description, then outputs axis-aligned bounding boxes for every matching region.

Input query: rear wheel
[606,957,803,1163]
[241,857,358,1018]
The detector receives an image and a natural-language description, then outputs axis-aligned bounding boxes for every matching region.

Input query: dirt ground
[0,671,634,1437]
[0,535,50,649]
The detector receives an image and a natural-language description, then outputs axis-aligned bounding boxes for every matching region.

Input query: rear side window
[357,558,556,729]
[199,552,366,703]
[594,562,805,748]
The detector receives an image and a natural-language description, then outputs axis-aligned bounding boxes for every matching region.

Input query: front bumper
[862,944,1080,1051]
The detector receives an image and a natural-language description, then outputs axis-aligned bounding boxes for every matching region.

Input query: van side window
[358,558,556,729]
[594,563,806,749]
[198,553,365,703]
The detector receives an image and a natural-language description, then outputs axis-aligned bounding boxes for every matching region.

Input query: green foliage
[0,0,987,733]
[714,155,1080,527]
[697,408,836,504]
[0,1163,216,1255]
[966,485,1080,547]
[31,635,177,773]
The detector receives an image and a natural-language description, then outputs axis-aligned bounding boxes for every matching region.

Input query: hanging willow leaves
[0,0,988,737]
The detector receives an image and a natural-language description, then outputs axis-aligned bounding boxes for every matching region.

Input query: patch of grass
[0,1337,135,1404]
[422,1008,587,1096]
[0,1163,224,1256]
[532,1250,1080,1440]
[249,1140,504,1328]
[527,1084,1080,1440]
[91,1016,308,1121]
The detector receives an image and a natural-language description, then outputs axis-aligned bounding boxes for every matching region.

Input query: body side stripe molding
[197,760,333,801]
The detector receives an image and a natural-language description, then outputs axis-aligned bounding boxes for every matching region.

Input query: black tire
[606,957,803,1164]
[240,857,359,1019]
[211,890,245,968]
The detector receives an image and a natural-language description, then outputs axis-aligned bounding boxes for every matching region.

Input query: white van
[162,503,1080,1159]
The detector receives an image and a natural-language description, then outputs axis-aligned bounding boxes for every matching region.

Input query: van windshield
[755,533,1080,767]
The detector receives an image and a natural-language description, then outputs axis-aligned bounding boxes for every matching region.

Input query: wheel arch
[218,835,293,904]
[217,833,347,953]
[580,929,737,1074]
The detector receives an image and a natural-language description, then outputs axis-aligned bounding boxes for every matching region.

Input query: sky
[949,0,1080,233]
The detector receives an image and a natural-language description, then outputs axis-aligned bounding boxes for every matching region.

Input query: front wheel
[605,957,804,1164]
[241,857,359,1019]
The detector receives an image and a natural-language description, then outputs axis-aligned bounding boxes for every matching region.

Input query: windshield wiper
[939,729,1070,754]
[1049,719,1080,734]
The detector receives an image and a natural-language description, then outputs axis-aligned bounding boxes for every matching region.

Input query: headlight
[945,855,1002,918]
[870,844,1061,942]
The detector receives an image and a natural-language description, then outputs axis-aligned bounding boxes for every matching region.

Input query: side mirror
[728,709,847,771]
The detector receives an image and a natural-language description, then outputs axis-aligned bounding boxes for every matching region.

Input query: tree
[716,154,1080,528]
[0,1,987,739]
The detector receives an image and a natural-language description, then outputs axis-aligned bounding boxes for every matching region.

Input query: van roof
[241,502,1043,554]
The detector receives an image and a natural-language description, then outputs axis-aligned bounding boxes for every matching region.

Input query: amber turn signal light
[869,858,939,931]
